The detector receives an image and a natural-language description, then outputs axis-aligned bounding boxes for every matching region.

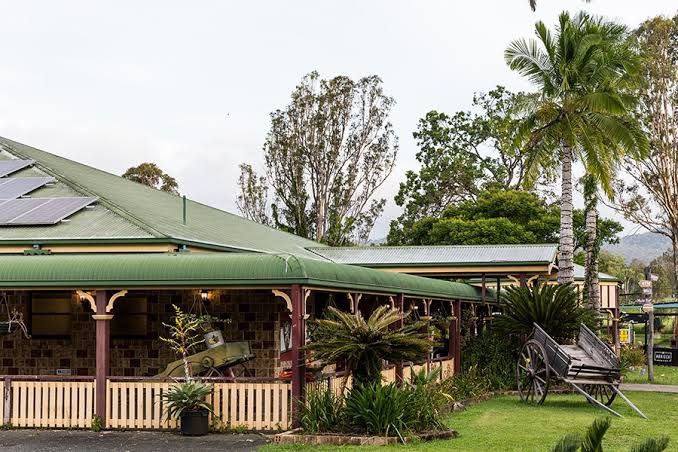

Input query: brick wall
[0,289,286,377]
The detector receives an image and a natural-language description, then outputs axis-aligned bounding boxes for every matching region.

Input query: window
[31,292,72,336]
[111,297,148,337]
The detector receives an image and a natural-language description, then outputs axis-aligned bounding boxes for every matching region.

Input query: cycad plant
[494,284,595,342]
[552,418,669,452]
[506,12,648,284]
[305,305,431,386]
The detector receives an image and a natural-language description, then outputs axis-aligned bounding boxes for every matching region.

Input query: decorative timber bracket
[273,288,310,319]
[77,289,128,313]
[347,293,363,314]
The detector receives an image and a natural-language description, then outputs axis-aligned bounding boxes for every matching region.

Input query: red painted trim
[94,291,110,423]
[454,300,462,374]
[395,293,405,383]
[290,284,304,427]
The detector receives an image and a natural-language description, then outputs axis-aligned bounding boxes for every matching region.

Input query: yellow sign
[619,329,629,344]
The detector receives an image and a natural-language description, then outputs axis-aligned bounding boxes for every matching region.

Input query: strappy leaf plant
[494,283,595,342]
[306,305,432,386]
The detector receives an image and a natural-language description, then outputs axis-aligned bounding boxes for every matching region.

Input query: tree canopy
[237,71,398,245]
[389,87,555,241]
[122,162,179,194]
[388,189,622,249]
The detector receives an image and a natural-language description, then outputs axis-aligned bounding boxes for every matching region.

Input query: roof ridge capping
[306,243,559,250]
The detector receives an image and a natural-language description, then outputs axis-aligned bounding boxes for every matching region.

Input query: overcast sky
[1,0,676,240]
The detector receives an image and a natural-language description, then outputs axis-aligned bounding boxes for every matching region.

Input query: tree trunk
[583,175,600,312]
[673,233,678,297]
[558,143,575,284]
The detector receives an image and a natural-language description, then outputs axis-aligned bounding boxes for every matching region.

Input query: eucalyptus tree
[237,71,398,245]
[505,12,647,287]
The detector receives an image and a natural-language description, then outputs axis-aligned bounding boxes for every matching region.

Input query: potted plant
[160,304,213,435]
[162,380,213,436]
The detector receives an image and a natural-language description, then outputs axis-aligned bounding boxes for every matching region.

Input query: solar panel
[0,177,55,200]
[0,197,97,225]
[0,160,34,177]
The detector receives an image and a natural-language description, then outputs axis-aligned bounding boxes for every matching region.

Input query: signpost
[641,268,655,383]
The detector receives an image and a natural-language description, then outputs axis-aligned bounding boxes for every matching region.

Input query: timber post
[290,284,305,427]
[93,290,113,424]
[453,300,462,374]
[395,293,405,383]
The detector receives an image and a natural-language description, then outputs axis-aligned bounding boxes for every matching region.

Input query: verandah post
[290,284,305,427]
[93,291,112,425]
[453,300,462,374]
[395,293,405,383]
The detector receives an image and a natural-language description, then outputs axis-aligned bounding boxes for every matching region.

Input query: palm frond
[580,417,611,452]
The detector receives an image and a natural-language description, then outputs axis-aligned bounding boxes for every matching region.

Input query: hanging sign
[642,303,654,313]
[638,280,652,289]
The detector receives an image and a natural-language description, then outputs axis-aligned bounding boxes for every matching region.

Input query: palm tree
[305,305,431,387]
[505,12,647,284]
[529,0,591,11]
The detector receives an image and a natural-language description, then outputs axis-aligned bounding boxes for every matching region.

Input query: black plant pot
[180,408,209,436]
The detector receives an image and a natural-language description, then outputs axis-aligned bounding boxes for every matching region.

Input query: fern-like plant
[305,305,432,386]
[494,284,595,342]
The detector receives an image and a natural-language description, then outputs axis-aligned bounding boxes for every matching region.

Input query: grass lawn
[262,391,678,452]
[623,365,678,385]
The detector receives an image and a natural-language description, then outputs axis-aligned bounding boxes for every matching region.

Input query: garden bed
[273,428,457,446]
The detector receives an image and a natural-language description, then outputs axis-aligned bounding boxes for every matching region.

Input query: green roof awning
[0,253,489,300]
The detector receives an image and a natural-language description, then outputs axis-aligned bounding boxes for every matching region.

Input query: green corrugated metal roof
[573,264,619,282]
[0,253,488,300]
[0,137,323,257]
[308,244,558,267]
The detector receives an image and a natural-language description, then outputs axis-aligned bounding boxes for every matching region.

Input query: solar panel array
[0,159,34,177]
[0,177,55,200]
[0,197,97,225]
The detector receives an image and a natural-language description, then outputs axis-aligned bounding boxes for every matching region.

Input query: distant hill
[603,232,671,264]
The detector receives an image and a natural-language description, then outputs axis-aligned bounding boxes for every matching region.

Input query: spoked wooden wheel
[583,383,618,407]
[517,339,550,405]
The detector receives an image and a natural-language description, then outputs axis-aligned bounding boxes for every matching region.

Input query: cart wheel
[517,339,550,405]
[583,383,618,407]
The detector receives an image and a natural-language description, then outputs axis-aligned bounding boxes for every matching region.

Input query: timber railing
[1,375,291,431]
[309,356,455,397]
[106,376,291,431]
[1,376,95,428]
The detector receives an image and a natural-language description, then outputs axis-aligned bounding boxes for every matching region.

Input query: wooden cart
[517,323,646,418]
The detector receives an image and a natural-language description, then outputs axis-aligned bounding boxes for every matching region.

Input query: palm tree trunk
[583,175,600,312]
[558,143,575,284]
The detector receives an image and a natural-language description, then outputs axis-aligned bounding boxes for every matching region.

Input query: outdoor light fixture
[200,290,209,301]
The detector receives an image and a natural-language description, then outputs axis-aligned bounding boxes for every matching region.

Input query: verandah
[0,252,489,430]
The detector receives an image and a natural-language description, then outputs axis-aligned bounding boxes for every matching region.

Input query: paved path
[621,383,678,393]
[0,430,269,452]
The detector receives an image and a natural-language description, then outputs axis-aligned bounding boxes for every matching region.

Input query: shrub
[345,382,410,436]
[406,367,451,432]
[495,284,595,343]
[620,345,646,372]
[439,365,493,401]
[299,386,344,433]
[462,329,518,390]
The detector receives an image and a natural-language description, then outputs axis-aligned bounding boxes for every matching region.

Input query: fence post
[3,377,10,425]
